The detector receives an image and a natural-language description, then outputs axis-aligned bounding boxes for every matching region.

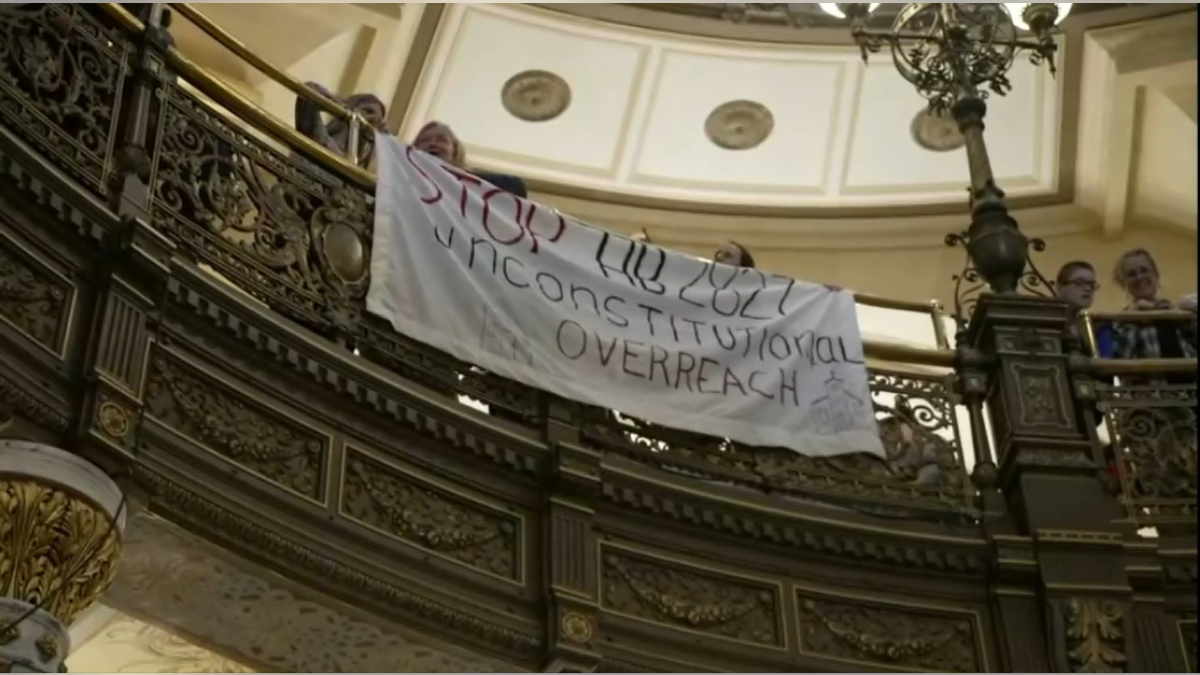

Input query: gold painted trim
[792,581,989,673]
[144,344,335,509]
[171,3,349,122]
[597,540,789,652]
[0,229,78,361]
[387,4,447,135]
[603,463,983,545]
[337,443,528,587]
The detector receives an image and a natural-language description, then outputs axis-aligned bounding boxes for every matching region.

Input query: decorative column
[541,399,603,673]
[966,296,1136,672]
[0,441,126,673]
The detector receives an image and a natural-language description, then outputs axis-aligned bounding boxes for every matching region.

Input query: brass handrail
[1089,357,1198,377]
[99,3,375,189]
[863,342,955,368]
[170,3,353,123]
[1087,309,1196,323]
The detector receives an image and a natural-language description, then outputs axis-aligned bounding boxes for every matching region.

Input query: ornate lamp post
[820,3,1073,295]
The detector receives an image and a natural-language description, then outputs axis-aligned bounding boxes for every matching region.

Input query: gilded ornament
[501,70,572,122]
[910,106,965,152]
[560,612,593,644]
[704,100,774,151]
[97,401,130,439]
[0,479,123,625]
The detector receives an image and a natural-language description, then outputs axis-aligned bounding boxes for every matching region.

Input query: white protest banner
[368,135,884,458]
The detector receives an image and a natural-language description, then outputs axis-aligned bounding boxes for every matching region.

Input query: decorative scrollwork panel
[1099,381,1198,524]
[601,549,781,647]
[0,3,129,196]
[796,593,982,672]
[144,354,329,501]
[340,450,520,581]
[581,369,972,518]
[0,237,70,352]
[149,84,372,336]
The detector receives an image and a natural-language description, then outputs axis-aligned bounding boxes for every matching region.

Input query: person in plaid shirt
[1111,248,1197,371]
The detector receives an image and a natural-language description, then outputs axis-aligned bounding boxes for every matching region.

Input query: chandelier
[819,3,1074,297]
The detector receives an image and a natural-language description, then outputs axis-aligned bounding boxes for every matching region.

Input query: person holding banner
[412,121,529,199]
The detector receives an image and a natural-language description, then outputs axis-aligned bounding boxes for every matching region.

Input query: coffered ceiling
[401,3,1061,211]
[172,3,1196,236]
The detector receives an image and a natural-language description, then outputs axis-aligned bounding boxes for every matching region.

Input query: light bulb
[1006,3,1073,31]
[818,3,880,19]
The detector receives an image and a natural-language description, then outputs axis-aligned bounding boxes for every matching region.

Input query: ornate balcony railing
[0,3,1195,531]
[1082,311,1199,528]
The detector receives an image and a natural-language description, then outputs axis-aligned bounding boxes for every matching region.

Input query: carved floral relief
[797,595,980,672]
[0,242,69,351]
[144,356,327,500]
[601,550,780,646]
[340,452,519,580]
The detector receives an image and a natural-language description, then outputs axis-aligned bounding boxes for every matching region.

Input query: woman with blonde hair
[412,121,528,198]
[1111,247,1197,364]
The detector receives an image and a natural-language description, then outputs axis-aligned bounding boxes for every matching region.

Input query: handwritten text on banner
[367,135,883,458]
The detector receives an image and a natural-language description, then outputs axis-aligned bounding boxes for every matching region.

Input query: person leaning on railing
[411,121,528,198]
[1111,248,1198,381]
[1056,261,1115,357]
[294,82,387,169]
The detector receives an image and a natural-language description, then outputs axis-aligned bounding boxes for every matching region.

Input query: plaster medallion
[501,70,572,122]
[705,99,775,151]
[910,106,965,152]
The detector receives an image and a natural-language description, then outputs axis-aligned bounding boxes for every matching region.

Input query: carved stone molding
[102,512,517,673]
[133,467,543,658]
[144,355,328,501]
[0,238,70,352]
[0,369,70,434]
[501,70,572,122]
[796,594,981,672]
[341,451,520,580]
[601,549,780,647]
[1064,599,1127,673]
[704,100,774,151]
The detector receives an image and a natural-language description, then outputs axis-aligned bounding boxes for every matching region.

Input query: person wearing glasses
[1056,260,1114,358]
